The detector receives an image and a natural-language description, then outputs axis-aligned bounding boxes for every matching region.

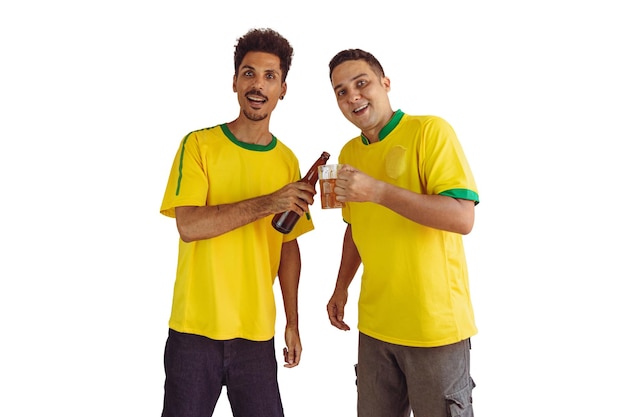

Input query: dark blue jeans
[161,329,284,417]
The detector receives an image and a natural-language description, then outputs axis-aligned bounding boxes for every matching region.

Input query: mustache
[245,89,268,100]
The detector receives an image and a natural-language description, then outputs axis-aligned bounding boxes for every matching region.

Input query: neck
[228,117,272,145]
[362,109,395,143]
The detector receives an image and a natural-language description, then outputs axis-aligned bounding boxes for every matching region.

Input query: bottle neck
[301,152,329,185]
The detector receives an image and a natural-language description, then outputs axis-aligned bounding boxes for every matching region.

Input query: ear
[280,82,287,100]
[232,74,237,92]
[382,76,391,92]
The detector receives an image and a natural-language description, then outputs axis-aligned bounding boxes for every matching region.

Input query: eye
[357,79,366,87]
[337,89,346,97]
[244,70,254,77]
[266,72,276,80]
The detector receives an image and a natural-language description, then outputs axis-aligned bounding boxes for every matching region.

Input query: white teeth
[354,104,368,113]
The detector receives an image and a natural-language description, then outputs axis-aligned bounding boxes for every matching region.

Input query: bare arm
[334,165,475,235]
[277,239,302,368]
[327,225,361,331]
[175,182,315,242]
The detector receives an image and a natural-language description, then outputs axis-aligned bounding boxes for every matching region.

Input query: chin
[243,110,269,121]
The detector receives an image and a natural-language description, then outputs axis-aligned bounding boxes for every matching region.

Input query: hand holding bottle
[272,151,330,234]
[269,181,316,216]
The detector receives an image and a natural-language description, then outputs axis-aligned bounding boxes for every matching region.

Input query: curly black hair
[234,28,293,83]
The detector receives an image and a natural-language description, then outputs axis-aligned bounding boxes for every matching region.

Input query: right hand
[327,289,350,331]
[270,182,316,216]
[335,164,384,204]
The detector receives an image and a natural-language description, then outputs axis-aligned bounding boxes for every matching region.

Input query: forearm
[374,182,475,235]
[175,195,273,242]
[334,225,361,292]
[278,240,301,327]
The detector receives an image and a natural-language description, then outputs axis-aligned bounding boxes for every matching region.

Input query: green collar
[221,124,277,151]
[361,110,404,145]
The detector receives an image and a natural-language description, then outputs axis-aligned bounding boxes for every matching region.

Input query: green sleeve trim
[439,188,480,205]
[175,126,216,196]
[175,132,193,196]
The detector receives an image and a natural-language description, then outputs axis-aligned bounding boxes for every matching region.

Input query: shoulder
[399,115,457,141]
[339,134,365,154]
[273,138,300,162]
[183,124,223,141]
[176,125,230,154]
[400,114,451,128]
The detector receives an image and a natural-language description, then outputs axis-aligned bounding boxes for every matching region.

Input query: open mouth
[247,95,267,103]
[353,103,368,114]
[246,90,268,104]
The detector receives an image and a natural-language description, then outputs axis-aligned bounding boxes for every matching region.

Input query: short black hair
[328,49,385,81]
[234,28,293,83]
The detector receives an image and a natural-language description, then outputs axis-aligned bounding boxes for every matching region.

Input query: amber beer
[318,164,344,209]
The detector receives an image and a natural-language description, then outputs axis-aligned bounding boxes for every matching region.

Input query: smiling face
[233,51,287,122]
[331,59,393,142]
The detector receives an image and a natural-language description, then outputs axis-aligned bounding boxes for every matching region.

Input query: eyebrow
[240,64,255,73]
[333,73,368,91]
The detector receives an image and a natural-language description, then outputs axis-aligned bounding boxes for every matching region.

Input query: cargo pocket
[445,377,476,417]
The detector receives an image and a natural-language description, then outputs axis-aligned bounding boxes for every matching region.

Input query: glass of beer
[318,164,345,209]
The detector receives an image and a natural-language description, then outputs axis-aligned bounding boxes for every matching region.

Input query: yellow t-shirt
[339,111,479,347]
[160,124,314,341]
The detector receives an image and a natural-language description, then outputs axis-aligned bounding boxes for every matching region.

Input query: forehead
[331,59,376,87]
[239,51,282,74]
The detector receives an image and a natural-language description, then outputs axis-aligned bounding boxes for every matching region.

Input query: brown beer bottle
[272,151,330,234]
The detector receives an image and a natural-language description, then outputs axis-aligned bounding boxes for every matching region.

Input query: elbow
[174,206,207,242]
[178,231,195,243]
[179,234,194,243]
[454,199,475,235]
[458,222,473,235]
[457,214,475,235]
[448,213,474,235]
[177,222,217,242]
[176,223,197,243]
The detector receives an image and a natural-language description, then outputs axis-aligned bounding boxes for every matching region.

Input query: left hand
[282,325,302,368]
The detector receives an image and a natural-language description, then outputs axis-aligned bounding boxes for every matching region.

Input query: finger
[327,303,348,330]
[287,346,295,365]
[299,189,315,204]
[291,345,301,367]
[294,182,316,195]
[297,195,313,208]
[336,303,345,322]
[283,347,289,364]
[330,320,350,331]
[293,200,309,214]
[283,346,300,368]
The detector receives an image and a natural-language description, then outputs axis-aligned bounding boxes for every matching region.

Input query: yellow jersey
[339,111,479,347]
[161,124,313,341]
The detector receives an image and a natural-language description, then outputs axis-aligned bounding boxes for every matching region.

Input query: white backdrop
[1,1,625,416]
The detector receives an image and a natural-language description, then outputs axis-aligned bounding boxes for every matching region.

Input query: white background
[1,1,625,416]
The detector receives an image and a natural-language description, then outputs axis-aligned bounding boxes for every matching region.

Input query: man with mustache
[326,49,479,417]
[159,28,314,417]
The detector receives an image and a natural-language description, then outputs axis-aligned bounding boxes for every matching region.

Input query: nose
[347,88,361,103]
[253,76,265,90]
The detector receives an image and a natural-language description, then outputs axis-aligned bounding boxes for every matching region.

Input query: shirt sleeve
[420,117,479,203]
[160,132,209,218]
